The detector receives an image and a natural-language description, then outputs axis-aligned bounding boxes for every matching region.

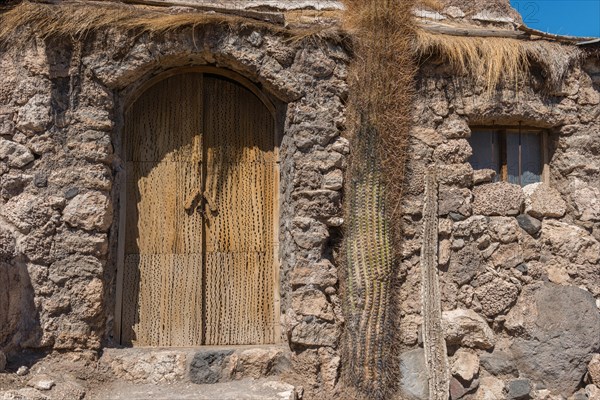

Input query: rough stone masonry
[0,0,599,399]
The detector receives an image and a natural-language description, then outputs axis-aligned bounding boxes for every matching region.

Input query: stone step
[86,378,298,400]
[100,345,291,385]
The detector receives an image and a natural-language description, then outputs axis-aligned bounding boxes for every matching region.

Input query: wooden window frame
[470,125,549,185]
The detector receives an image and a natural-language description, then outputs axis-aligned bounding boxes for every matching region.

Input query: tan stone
[474,376,505,400]
[62,191,113,232]
[523,183,566,219]
[589,354,600,385]
[473,182,523,216]
[586,384,600,400]
[572,187,600,222]
[442,308,495,349]
[541,220,600,264]
[475,278,519,317]
[451,349,479,382]
[291,288,334,321]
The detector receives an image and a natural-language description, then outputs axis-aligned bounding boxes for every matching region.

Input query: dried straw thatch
[340,0,416,399]
[415,29,582,92]
[0,1,344,47]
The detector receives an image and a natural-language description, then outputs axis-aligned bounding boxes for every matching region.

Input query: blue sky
[510,0,600,37]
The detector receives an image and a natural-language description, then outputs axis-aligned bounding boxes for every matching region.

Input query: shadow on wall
[0,259,42,357]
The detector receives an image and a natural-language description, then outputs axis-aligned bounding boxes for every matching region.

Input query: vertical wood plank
[203,75,277,345]
[122,73,204,347]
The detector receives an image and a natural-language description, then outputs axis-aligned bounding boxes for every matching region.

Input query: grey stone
[439,186,472,217]
[450,376,480,399]
[0,350,6,372]
[448,245,485,286]
[399,348,428,400]
[507,379,531,400]
[506,283,600,397]
[0,138,34,168]
[189,350,234,384]
[473,182,524,216]
[33,173,47,188]
[515,263,528,274]
[449,212,467,222]
[516,214,541,236]
[64,187,79,199]
[480,350,518,376]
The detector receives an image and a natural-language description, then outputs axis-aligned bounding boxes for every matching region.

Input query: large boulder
[505,283,600,396]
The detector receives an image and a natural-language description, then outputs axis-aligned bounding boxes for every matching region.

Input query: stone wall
[398,51,600,399]
[0,23,347,395]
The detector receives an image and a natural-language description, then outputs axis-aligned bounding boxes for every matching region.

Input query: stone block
[589,354,600,385]
[399,348,428,400]
[475,278,519,317]
[523,183,566,219]
[480,349,517,376]
[473,169,497,185]
[291,320,339,347]
[442,309,495,350]
[516,214,541,236]
[62,191,113,232]
[189,350,234,384]
[452,349,479,383]
[439,186,472,217]
[291,288,334,321]
[0,138,34,168]
[473,182,523,216]
[290,259,337,288]
[506,379,531,400]
[434,139,473,163]
[506,283,600,396]
[572,187,600,222]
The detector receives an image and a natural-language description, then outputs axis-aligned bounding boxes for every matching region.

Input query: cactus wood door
[119,72,278,347]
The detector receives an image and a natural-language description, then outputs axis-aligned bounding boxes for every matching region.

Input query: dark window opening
[468,127,547,187]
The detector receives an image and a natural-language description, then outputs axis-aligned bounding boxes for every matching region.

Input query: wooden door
[203,76,276,345]
[121,72,277,346]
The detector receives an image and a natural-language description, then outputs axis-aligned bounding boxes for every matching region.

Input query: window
[468,127,548,186]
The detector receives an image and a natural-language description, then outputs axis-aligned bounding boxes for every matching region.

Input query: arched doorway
[116,70,279,346]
